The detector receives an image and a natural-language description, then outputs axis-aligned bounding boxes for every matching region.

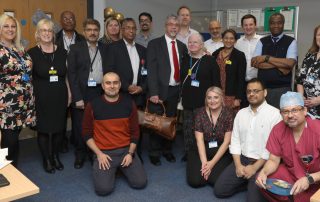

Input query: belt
[242,155,258,164]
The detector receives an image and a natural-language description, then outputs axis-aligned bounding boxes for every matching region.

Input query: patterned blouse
[0,45,36,130]
[297,52,320,117]
[194,106,234,145]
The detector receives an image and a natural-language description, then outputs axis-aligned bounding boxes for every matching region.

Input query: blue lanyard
[189,56,202,80]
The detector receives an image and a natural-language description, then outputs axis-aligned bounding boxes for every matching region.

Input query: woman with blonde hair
[99,17,121,44]
[0,14,36,167]
[186,86,234,188]
[28,18,69,173]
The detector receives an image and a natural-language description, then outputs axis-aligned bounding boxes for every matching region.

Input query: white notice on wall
[280,9,294,30]
[237,9,249,27]
[250,9,262,27]
[227,9,238,27]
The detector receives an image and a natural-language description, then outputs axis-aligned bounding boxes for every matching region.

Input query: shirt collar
[123,39,135,46]
[210,38,222,43]
[165,34,176,44]
[62,30,75,39]
[243,33,259,40]
[271,33,284,40]
[86,41,98,48]
[249,100,267,113]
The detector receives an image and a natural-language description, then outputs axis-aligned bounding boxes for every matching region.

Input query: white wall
[214,0,320,65]
[93,0,211,38]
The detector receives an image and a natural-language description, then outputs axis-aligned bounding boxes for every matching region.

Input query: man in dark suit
[56,11,85,52]
[147,15,188,166]
[56,10,85,154]
[106,18,147,108]
[68,18,108,169]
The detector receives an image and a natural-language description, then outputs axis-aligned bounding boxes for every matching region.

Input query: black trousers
[148,86,180,157]
[71,85,102,159]
[266,87,291,109]
[1,129,21,167]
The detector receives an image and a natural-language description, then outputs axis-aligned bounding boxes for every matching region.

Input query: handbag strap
[145,99,167,117]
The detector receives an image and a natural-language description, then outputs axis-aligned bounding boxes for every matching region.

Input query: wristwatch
[127,151,135,158]
[306,174,315,184]
[264,55,270,63]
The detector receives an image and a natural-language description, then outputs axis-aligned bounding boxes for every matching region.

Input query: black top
[212,47,246,100]
[258,34,294,88]
[28,46,68,133]
[180,54,221,110]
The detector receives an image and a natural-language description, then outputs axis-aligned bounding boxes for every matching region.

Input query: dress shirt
[165,34,180,86]
[235,33,262,81]
[253,33,298,60]
[87,42,103,84]
[176,27,198,45]
[204,38,224,54]
[229,101,282,160]
[135,32,155,48]
[124,39,140,85]
[62,30,76,52]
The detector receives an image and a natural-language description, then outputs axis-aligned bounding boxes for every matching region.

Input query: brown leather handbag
[138,100,177,140]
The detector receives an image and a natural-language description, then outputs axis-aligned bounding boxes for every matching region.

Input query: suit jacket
[55,30,85,50]
[67,40,108,103]
[212,47,246,101]
[147,35,188,101]
[106,39,147,107]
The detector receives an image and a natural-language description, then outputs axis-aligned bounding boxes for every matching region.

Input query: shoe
[163,153,176,163]
[181,154,187,162]
[149,156,161,166]
[74,156,85,169]
[53,155,64,170]
[43,159,55,174]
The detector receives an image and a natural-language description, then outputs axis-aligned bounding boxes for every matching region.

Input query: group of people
[1,4,320,201]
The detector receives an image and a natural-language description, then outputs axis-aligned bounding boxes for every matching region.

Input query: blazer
[147,35,188,101]
[106,39,147,107]
[212,47,246,101]
[55,30,85,50]
[67,40,108,103]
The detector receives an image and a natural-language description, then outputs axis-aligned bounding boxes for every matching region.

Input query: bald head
[208,20,221,40]
[103,72,120,82]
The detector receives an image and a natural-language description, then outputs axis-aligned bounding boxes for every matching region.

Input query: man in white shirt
[176,6,198,45]
[235,14,262,82]
[204,20,223,54]
[214,78,281,201]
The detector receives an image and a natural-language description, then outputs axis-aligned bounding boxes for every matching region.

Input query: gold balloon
[104,7,115,19]
[114,12,124,22]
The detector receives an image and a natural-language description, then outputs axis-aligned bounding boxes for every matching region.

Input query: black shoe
[53,155,64,170]
[181,154,187,162]
[74,156,85,169]
[43,159,55,174]
[163,153,176,163]
[149,156,161,166]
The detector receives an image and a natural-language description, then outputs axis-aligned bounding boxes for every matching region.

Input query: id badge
[50,75,58,82]
[22,74,30,82]
[191,80,200,87]
[88,78,97,87]
[208,141,218,148]
[306,75,315,84]
[141,67,147,75]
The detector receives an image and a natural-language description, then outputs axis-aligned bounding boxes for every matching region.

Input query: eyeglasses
[63,17,74,22]
[280,107,304,116]
[139,19,151,23]
[246,89,263,95]
[85,28,99,32]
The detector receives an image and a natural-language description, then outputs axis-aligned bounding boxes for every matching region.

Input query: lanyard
[189,56,202,80]
[39,45,55,65]
[63,34,75,52]
[89,48,98,72]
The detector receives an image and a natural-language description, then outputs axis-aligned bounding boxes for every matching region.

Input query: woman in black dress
[28,19,69,173]
[180,33,221,160]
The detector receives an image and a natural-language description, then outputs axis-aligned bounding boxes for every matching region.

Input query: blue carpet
[16,132,246,202]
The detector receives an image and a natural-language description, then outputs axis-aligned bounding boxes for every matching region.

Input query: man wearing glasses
[68,18,108,169]
[215,78,281,201]
[135,12,155,48]
[256,92,320,202]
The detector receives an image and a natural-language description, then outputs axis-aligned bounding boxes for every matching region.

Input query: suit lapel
[176,41,185,64]
[160,36,171,67]
[82,42,91,68]
[120,40,134,78]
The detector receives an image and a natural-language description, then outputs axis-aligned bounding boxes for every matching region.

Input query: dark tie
[171,41,180,82]
[272,37,279,44]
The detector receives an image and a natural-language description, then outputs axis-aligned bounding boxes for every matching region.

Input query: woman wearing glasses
[28,19,69,173]
[0,14,36,167]
[187,86,233,188]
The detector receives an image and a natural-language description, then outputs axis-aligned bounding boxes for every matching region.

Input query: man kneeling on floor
[82,72,147,196]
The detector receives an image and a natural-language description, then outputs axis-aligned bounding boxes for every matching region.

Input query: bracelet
[127,151,135,158]
[264,55,270,63]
